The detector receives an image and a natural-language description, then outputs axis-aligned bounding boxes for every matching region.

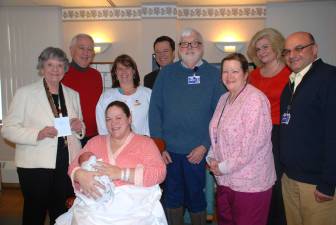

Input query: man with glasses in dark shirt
[280,31,336,225]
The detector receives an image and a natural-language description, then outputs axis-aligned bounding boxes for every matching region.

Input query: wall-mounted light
[94,42,112,54]
[214,42,245,53]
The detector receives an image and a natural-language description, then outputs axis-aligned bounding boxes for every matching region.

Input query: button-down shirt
[207,84,276,192]
[289,60,317,92]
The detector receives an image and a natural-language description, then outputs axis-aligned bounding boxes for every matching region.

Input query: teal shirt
[149,60,226,154]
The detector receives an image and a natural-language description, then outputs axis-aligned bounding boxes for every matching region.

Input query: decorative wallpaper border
[62,5,266,21]
[178,6,266,19]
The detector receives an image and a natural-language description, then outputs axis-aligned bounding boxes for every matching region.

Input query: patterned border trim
[178,6,266,19]
[62,8,142,20]
[62,5,266,21]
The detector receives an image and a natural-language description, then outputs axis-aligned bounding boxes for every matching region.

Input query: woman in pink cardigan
[207,53,276,225]
[66,101,167,225]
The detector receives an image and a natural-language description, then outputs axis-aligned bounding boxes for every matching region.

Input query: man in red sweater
[62,33,103,146]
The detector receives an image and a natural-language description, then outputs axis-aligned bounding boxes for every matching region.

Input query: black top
[144,69,160,89]
[52,94,69,171]
[279,59,336,196]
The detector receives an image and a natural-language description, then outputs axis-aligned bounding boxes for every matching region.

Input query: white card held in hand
[54,117,72,137]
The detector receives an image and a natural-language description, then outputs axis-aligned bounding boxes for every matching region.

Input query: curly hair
[36,47,69,75]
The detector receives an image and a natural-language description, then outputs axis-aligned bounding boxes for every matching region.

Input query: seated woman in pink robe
[57,100,167,225]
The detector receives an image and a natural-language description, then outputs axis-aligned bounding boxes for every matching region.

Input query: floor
[0,185,51,225]
[0,185,24,225]
[0,186,23,216]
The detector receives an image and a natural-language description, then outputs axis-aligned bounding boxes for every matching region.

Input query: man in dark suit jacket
[280,31,336,225]
[144,36,175,89]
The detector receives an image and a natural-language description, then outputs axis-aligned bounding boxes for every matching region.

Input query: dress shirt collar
[289,58,319,83]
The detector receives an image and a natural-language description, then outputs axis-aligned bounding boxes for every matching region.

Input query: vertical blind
[0,6,62,119]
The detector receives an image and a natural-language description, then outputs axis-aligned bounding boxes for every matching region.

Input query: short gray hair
[69,33,94,48]
[180,28,204,43]
[36,47,69,74]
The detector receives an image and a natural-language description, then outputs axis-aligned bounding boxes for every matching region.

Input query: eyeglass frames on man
[282,42,315,57]
[179,41,202,48]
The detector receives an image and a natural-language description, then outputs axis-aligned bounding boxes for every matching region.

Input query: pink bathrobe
[69,132,166,188]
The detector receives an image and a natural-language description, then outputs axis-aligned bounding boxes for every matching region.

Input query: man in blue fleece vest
[149,28,225,225]
[280,31,336,225]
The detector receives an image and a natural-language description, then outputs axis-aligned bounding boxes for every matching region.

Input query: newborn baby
[78,151,115,205]
[55,152,116,225]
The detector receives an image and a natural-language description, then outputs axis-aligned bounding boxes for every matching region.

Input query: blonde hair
[247,28,285,67]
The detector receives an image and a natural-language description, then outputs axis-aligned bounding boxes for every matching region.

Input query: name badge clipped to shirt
[281,112,291,125]
[187,66,200,85]
[187,75,200,85]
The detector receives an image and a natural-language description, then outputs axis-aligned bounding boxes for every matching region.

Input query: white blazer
[1,79,85,169]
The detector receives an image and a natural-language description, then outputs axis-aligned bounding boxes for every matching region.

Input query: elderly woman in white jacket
[1,47,85,225]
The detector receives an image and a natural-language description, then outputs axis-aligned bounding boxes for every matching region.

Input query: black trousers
[267,125,287,225]
[17,166,73,225]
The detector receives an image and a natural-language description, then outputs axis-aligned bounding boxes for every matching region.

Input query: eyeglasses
[282,42,315,57]
[179,41,202,48]
[255,44,271,53]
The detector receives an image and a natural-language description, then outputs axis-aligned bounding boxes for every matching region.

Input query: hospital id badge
[281,112,291,125]
[187,75,200,85]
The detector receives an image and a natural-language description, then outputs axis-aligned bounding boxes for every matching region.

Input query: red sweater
[249,66,291,125]
[62,65,103,137]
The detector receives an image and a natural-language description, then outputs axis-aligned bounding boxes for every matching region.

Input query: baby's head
[78,152,95,166]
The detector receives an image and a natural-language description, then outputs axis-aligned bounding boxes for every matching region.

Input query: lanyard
[44,79,61,117]
[193,66,198,76]
[43,79,68,146]
[286,81,295,113]
[214,82,247,144]
[216,82,247,128]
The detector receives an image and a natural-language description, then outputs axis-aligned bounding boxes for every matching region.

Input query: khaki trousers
[282,174,336,225]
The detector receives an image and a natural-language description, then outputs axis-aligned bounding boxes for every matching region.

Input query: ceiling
[0,0,315,7]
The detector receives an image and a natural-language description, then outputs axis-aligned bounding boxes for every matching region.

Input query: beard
[180,50,203,67]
